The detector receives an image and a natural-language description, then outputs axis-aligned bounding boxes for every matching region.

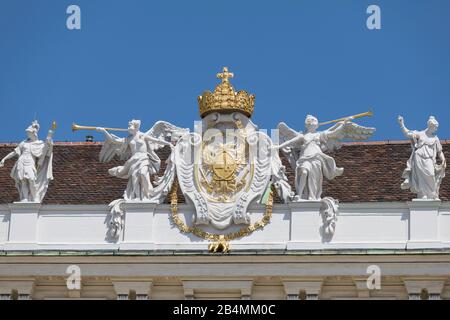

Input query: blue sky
[0,0,449,142]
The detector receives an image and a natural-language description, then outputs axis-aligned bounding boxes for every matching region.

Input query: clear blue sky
[0,0,449,142]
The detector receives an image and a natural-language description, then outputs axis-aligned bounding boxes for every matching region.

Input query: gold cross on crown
[216,67,234,83]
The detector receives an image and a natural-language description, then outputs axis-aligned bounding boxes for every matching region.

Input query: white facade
[1,200,450,300]
[1,200,449,251]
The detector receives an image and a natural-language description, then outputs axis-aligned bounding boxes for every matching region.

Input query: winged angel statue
[275,114,375,238]
[96,119,188,237]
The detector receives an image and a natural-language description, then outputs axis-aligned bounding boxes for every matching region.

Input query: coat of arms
[175,68,274,230]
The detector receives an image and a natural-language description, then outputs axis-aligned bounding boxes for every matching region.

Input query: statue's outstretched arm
[397,115,414,139]
[144,134,172,147]
[96,127,121,144]
[0,150,18,167]
[277,134,303,149]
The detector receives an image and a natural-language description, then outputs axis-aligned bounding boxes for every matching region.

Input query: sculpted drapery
[0,121,54,202]
[277,115,375,201]
[398,115,446,200]
[98,119,187,202]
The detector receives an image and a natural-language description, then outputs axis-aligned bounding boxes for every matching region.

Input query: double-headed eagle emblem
[197,130,251,202]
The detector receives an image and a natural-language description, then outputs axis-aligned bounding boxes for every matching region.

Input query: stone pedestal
[5,202,40,250]
[407,200,441,249]
[119,202,156,250]
[287,201,322,250]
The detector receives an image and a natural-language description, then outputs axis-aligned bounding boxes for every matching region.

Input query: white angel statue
[398,115,446,200]
[275,114,375,201]
[97,119,187,202]
[0,120,55,202]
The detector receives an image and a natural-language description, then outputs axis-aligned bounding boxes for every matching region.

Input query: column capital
[182,280,253,300]
[112,280,153,300]
[282,279,323,299]
[403,279,445,295]
[0,280,35,299]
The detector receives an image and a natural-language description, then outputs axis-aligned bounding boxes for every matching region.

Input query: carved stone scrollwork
[107,199,125,239]
[319,197,339,242]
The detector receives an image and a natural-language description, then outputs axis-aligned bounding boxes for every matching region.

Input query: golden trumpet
[71,123,128,133]
[318,109,373,126]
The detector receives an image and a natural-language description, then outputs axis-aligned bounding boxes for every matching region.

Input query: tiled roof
[0,141,449,204]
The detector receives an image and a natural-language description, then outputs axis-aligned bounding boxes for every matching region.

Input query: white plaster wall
[332,204,408,246]
[0,201,448,251]
[439,204,450,242]
[38,206,109,244]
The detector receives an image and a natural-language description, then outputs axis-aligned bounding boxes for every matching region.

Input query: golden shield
[195,127,253,203]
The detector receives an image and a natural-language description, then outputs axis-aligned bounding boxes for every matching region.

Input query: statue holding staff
[398,115,446,200]
[0,120,55,203]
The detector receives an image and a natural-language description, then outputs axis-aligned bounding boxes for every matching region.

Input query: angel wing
[99,133,130,163]
[277,122,303,172]
[145,121,189,152]
[145,121,188,144]
[322,121,376,152]
[278,122,300,144]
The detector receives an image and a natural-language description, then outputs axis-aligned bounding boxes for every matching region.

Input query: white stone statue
[270,150,295,203]
[0,120,55,203]
[97,119,187,202]
[275,114,375,240]
[276,115,375,201]
[398,115,446,200]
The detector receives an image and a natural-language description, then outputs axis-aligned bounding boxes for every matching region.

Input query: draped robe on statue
[278,121,375,201]
[11,140,53,202]
[295,132,343,200]
[100,133,161,201]
[401,131,445,199]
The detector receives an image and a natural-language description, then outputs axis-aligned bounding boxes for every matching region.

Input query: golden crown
[198,67,255,118]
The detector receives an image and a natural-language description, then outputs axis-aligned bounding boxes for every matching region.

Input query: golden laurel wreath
[170,180,274,253]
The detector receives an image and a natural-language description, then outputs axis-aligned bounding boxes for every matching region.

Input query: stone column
[282,279,323,300]
[403,280,444,300]
[287,201,323,250]
[5,203,41,250]
[119,202,157,250]
[407,200,441,249]
[112,281,153,300]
